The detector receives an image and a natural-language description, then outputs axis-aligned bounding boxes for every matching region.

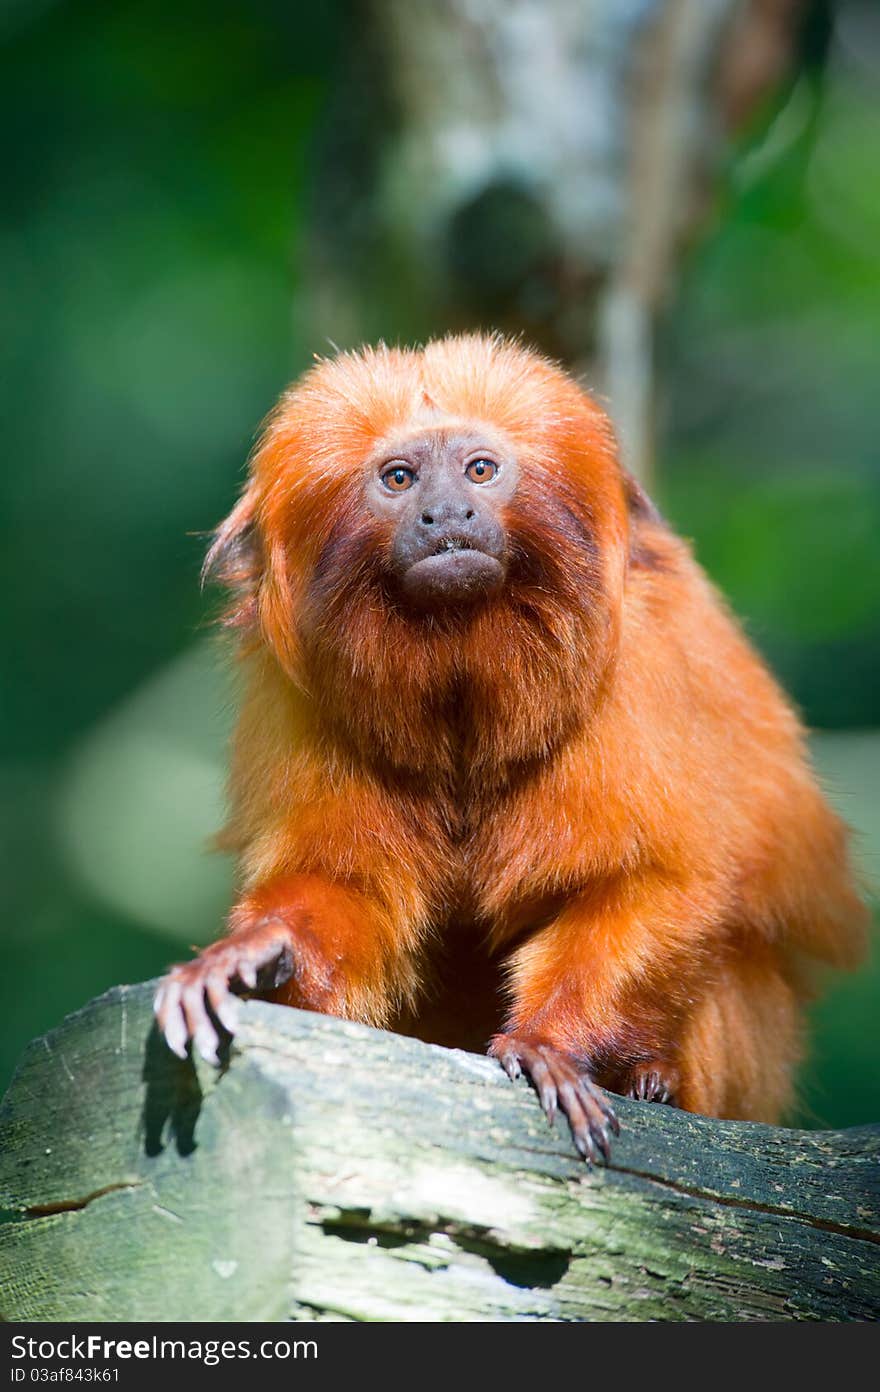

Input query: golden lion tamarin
[155,334,866,1162]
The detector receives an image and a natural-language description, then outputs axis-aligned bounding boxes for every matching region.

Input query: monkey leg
[154,874,418,1063]
[675,944,803,1123]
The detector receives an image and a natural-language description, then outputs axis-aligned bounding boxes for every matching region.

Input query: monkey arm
[490,874,719,1160]
[154,649,447,1065]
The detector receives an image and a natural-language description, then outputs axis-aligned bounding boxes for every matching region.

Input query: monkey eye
[381,463,416,492]
[465,458,498,484]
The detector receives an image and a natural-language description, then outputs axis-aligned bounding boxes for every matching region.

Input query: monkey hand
[490,1033,619,1165]
[153,922,295,1065]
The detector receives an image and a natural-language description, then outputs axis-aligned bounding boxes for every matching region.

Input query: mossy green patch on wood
[1,984,877,1321]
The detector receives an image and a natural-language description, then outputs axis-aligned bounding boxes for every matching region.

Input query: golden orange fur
[157,334,866,1147]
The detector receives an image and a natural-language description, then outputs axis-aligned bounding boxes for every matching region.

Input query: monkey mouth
[400,540,505,607]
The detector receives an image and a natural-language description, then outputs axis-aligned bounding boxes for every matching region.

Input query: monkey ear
[621,469,662,524]
[621,469,668,573]
[201,487,262,627]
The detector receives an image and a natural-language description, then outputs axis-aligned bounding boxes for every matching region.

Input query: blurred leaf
[56,643,234,944]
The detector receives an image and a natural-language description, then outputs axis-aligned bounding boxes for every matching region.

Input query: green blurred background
[1,0,877,1125]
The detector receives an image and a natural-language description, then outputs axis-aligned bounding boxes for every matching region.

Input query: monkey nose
[418,502,476,530]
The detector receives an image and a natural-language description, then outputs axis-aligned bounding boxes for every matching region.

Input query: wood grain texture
[1,982,877,1322]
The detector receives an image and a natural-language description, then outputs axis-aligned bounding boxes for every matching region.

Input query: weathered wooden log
[1,982,877,1322]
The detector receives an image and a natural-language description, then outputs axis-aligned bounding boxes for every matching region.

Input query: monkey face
[364,429,520,608]
[205,337,630,688]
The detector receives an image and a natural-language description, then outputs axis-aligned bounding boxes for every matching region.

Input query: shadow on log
[1,982,877,1321]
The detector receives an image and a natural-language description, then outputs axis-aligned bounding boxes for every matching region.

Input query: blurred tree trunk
[305,0,809,482]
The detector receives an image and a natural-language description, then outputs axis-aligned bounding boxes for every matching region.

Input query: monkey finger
[557,1080,599,1164]
[603,1100,620,1135]
[574,1082,613,1162]
[587,1116,613,1164]
[205,973,239,1035]
[588,1084,619,1133]
[155,980,189,1060]
[194,1022,220,1066]
[579,1083,616,1158]
[235,957,258,990]
[573,1132,599,1164]
[245,937,294,990]
[527,1055,558,1125]
[266,943,295,988]
[152,981,167,1023]
[181,982,220,1065]
[497,1046,522,1081]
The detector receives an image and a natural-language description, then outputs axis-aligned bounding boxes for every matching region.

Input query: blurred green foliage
[661,24,880,725]
[1,0,876,1125]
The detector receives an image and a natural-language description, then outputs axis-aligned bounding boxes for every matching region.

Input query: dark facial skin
[364,429,520,608]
